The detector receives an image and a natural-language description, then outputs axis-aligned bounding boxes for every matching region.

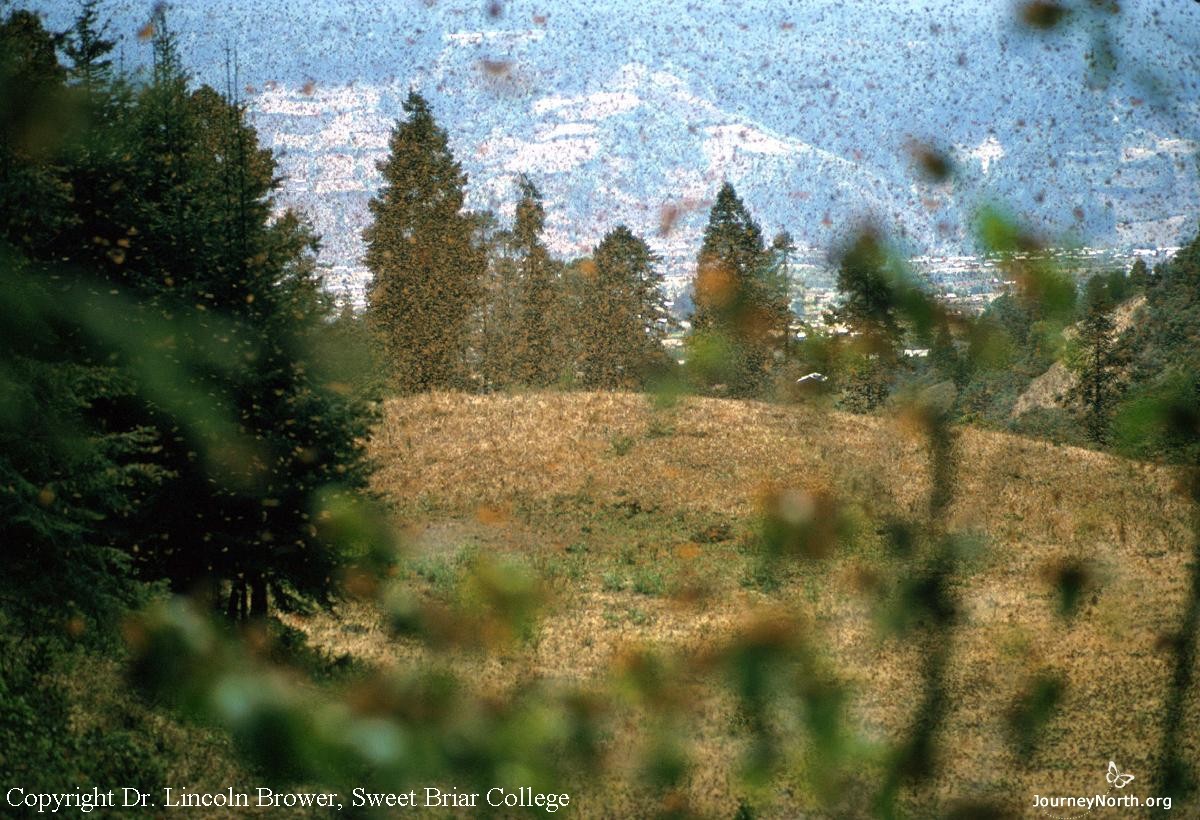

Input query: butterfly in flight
[1107,761,1135,789]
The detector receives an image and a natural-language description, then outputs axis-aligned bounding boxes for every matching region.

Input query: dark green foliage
[0,633,167,810]
[1066,286,1120,444]
[975,207,1077,328]
[832,229,903,359]
[118,39,373,617]
[958,289,1064,426]
[0,12,153,629]
[327,300,388,398]
[2,4,375,628]
[576,225,670,388]
[364,92,484,393]
[0,260,161,629]
[957,257,1145,445]
[827,229,943,412]
[4,2,1200,815]
[1111,225,1200,462]
[125,597,603,794]
[836,354,894,413]
[766,230,797,353]
[1129,257,1150,290]
[0,13,381,807]
[0,10,75,255]
[1008,406,1088,447]
[1112,371,1200,463]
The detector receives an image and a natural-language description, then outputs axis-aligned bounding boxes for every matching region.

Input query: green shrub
[632,568,665,596]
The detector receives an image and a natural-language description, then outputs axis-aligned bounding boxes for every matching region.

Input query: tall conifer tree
[64,0,113,94]
[829,229,906,411]
[511,177,557,386]
[48,12,375,620]
[0,9,153,627]
[1069,290,1119,444]
[364,91,483,392]
[578,225,668,388]
[688,182,787,395]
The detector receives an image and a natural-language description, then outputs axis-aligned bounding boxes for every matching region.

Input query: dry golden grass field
[287,390,1199,818]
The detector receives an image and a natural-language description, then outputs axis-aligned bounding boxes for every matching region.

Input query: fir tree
[832,229,901,357]
[64,0,114,95]
[136,73,373,619]
[0,12,156,628]
[577,225,669,388]
[0,9,73,255]
[688,182,787,395]
[831,229,904,410]
[58,0,137,283]
[1069,289,1120,445]
[1128,257,1149,290]
[364,91,483,392]
[511,177,557,386]
[766,230,797,358]
[44,14,376,620]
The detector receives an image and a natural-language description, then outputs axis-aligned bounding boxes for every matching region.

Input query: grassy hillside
[1011,294,1147,420]
[289,391,1197,817]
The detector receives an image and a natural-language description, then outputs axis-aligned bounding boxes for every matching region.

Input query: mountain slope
[249,57,1200,305]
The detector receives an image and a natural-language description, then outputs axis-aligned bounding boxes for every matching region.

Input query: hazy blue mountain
[33,0,1200,301]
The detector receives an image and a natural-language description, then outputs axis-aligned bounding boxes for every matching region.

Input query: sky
[27,0,1200,297]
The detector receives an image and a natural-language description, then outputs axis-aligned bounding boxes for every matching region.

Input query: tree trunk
[209,576,223,615]
[226,578,247,622]
[249,572,268,620]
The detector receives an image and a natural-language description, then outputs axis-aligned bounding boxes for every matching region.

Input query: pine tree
[511,177,557,386]
[577,225,668,388]
[0,11,158,628]
[0,9,74,256]
[1129,257,1149,290]
[364,91,483,392]
[688,182,787,395]
[64,0,113,96]
[831,229,904,410]
[1069,291,1119,445]
[43,15,377,621]
[767,230,797,358]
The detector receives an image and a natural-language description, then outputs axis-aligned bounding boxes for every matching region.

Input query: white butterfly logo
[1107,760,1135,789]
